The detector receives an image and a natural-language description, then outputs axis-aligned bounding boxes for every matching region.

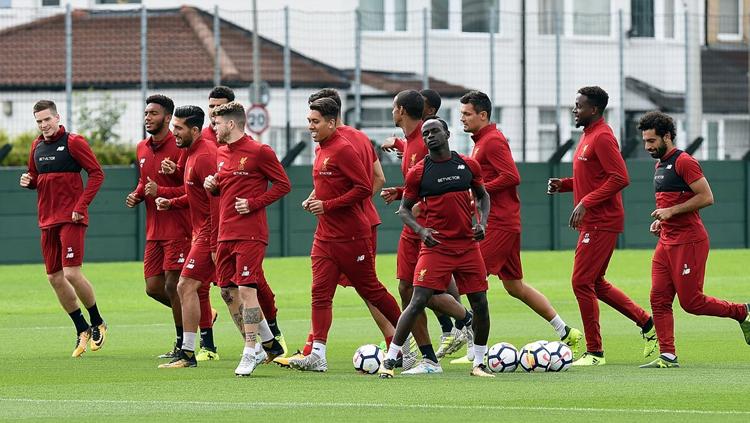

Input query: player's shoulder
[675,150,702,170]
[66,132,93,150]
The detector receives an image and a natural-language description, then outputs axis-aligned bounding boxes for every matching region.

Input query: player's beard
[146,118,166,135]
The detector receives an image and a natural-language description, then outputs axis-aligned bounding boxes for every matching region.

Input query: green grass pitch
[1,249,748,422]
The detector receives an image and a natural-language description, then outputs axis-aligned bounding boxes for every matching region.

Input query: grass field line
[1,397,748,416]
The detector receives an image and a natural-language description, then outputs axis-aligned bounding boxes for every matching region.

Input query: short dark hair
[309,97,339,121]
[212,101,246,127]
[460,90,492,120]
[173,105,205,130]
[396,90,424,120]
[308,88,341,110]
[420,89,441,113]
[146,94,175,115]
[209,86,235,101]
[423,115,449,132]
[637,111,676,141]
[33,100,57,115]
[577,86,609,113]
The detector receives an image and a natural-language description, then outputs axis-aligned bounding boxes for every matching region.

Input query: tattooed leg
[239,285,261,349]
[222,286,245,338]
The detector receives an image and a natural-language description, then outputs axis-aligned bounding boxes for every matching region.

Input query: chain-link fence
[1,2,748,164]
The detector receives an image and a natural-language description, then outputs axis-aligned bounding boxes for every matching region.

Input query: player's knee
[679,296,704,315]
[47,272,65,287]
[468,293,489,319]
[220,287,234,304]
[62,267,82,284]
[502,280,523,298]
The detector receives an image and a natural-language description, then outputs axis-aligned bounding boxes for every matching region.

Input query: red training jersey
[654,148,708,245]
[559,118,628,233]
[132,131,191,241]
[335,125,381,227]
[471,123,521,233]
[403,152,484,254]
[214,135,291,243]
[201,126,219,146]
[312,129,373,242]
[26,126,104,228]
[396,121,429,240]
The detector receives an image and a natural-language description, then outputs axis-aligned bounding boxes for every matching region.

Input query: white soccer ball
[352,344,383,374]
[519,341,551,372]
[545,341,573,372]
[487,342,518,373]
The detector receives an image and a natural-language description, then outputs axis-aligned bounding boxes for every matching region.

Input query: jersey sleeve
[402,163,423,201]
[464,156,484,187]
[481,139,519,193]
[322,144,372,211]
[580,133,629,208]
[676,153,704,185]
[25,139,40,190]
[249,144,292,212]
[69,135,105,216]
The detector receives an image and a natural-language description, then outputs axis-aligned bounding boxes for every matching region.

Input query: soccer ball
[519,341,551,372]
[352,344,383,374]
[487,342,518,373]
[545,341,573,372]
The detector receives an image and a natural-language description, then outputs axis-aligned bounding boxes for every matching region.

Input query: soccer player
[153,105,219,368]
[277,88,394,366]
[457,90,583,361]
[203,101,290,376]
[637,111,750,368]
[381,89,442,157]
[378,117,494,378]
[126,95,192,358]
[288,98,402,372]
[20,100,107,357]
[547,86,655,366]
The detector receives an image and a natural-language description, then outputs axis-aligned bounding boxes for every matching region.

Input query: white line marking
[0,398,747,416]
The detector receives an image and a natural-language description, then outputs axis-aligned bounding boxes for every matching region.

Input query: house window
[722,119,748,159]
[394,0,407,31]
[663,0,674,38]
[0,0,10,7]
[2,100,12,117]
[539,108,559,161]
[630,0,654,37]
[360,0,386,31]
[360,107,394,127]
[706,121,719,160]
[462,0,500,33]
[538,0,564,35]
[573,0,610,36]
[42,0,61,6]
[492,106,502,125]
[718,0,741,38]
[96,0,142,4]
[432,0,450,29]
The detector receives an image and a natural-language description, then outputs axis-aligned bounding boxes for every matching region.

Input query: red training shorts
[396,234,422,283]
[479,229,523,280]
[143,238,191,278]
[215,240,266,288]
[40,223,86,274]
[180,237,216,284]
[413,244,487,295]
[339,225,378,288]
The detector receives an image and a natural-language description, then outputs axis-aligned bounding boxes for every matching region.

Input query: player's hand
[302,192,316,209]
[155,197,171,211]
[651,207,674,221]
[306,200,325,216]
[71,211,84,222]
[411,202,421,217]
[418,227,440,247]
[381,137,399,152]
[380,187,399,204]
[235,197,250,214]
[161,158,177,175]
[204,174,218,193]
[125,192,142,208]
[472,223,486,241]
[144,176,158,197]
[547,178,562,195]
[568,202,586,229]
[649,220,661,236]
[19,172,32,188]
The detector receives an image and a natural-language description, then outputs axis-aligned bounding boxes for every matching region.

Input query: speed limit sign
[246,104,270,135]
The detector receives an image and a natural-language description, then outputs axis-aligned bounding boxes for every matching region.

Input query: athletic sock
[267,319,281,337]
[419,344,438,363]
[303,333,314,355]
[242,346,255,357]
[436,314,454,334]
[588,351,604,358]
[311,342,326,359]
[175,326,183,349]
[549,314,567,338]
[385,335,393,349]
[86,303,103,327]
[259,319,274,343]
[386,342,402,361]
[68,308,90,334]
[641,317,654,333]
[182,331,197,353]
[200,328,216,351]
[473,344,487,367]
[661,353,676,361]
[454,309,473,330]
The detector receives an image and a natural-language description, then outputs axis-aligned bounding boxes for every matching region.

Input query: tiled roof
[348,69,471,97]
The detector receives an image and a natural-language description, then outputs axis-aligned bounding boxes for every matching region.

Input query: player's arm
[467,157,489,239]
[652,159,713,221]
[398,166,438,246]
[156,193,188,210]
[372,157,386,194]
[319,146,371,212]
[69,135,105,221]
[247,145,292,211]
[548,177,573,194]
[580,134,629,208]
[483,141,520,193]
[20,140,39,190]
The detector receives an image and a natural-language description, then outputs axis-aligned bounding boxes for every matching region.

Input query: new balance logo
[177,254,185,264]
[65,247,74,259]
[186,259,195,269]
[582,233,590,244]
[457,164,465,170]
[666,164,673,169]
[241,266,250,277]
[56,146,65,151]
[139,158,146,168]
[356,255,365,262]
[682,264,691,275]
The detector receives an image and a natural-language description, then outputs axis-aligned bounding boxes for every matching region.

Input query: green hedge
[0,131,136,166]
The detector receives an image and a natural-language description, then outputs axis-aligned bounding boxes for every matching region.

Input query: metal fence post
[281,5,292,257]
[618,9,625,147]
[252,0,260,105]
[213,5,221,86]
[140,5,148,140]
[65,3,72,131]
[684,6,690,144]
[423,7,429,90]
[354,8,362,128]
[554,1,562,149]
[489,5,496,102]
